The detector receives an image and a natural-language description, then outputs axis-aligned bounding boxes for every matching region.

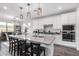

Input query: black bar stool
[13,38,19,56]
[19,40,31,56]
[9,36,19,56]
[9,36,13,54]
[30,42,46,56]
[25,41,31,56]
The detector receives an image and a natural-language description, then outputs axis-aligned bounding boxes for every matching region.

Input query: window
[7,23,14,32]
[0,22,14,33]
[0,22,6,32]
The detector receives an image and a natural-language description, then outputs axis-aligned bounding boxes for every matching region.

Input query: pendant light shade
[19,7,23,19]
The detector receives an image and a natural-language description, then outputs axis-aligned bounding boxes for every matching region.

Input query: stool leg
[17,43,19,56]
[44,49,45,56]
[9,43,11,53]
[14,44,15,56]
[20,44,22,56]
[11,42,13,55]
[31,44,33,56]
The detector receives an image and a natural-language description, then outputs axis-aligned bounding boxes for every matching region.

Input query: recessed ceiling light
[28,22,31,26]
[23,23,26,26]
[58,6,62,10]
[3,6,8,10]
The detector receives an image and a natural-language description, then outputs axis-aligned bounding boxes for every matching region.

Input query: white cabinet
[61,12,76,24]
[68,12,76,24]
[61,13,68,24]
[54,15,62,29]
[54,35,62,44]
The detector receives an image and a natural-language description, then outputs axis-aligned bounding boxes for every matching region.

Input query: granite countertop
[33,31,61,35]
[9,35,55,45]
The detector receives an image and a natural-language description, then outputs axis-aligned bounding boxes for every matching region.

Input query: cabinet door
[61,12,76,24]
[67,12,76,24]
[54,15,62,29]
[61,13,68,24]
[54,35,62,44]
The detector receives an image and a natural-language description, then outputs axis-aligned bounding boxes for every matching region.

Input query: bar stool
[25,41,31,56]
[9,36,19,56]
[19,40,31,56]
[30,42,46,56]
[9,36,13,54]
[13,38,19,56]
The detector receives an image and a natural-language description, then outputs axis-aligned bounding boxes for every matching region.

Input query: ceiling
[0,3,79,20]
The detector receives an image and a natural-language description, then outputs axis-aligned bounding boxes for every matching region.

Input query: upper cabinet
[61,11,76,24]
[32,11,77,31]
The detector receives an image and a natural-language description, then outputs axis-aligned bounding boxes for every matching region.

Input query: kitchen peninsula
[9,34,55,56]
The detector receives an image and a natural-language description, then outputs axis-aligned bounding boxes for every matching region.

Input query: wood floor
[0,41,79,56]
[54,44,79,56]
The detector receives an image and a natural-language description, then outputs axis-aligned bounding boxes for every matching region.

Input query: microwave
[63,25,74,30]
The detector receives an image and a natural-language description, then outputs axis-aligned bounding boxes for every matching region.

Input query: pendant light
[37,3,42,16]
[19,7,23,19]
[34,3,42,17]
[27,3,31,18]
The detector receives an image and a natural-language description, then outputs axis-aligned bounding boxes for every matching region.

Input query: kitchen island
[9,34,55,56]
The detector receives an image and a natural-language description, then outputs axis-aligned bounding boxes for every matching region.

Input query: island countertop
[9,35,55,45]
[9,34,55,56]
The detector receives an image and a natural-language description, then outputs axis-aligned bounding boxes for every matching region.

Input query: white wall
[76,7,79,51]
[32,11,77,48]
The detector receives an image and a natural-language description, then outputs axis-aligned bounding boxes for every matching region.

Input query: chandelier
[19,3,42,20]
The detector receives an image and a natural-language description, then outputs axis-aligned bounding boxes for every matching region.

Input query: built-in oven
[62,25,75,42]
[63,25,74,30]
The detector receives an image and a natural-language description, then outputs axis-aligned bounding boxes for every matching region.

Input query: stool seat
[32,46,45,54]
[19,40,31,56]
[31,42,46,56]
